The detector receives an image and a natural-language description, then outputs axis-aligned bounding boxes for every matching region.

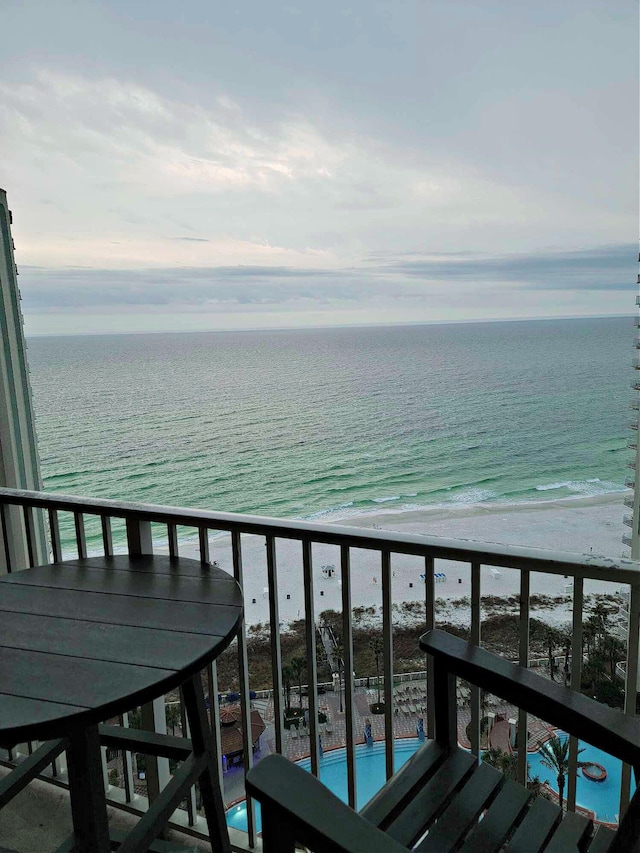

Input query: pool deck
[244,680,554,769]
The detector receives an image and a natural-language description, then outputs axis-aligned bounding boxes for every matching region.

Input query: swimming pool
[528,732,635,824]
[226,739,421,833]
[226,734,634,832]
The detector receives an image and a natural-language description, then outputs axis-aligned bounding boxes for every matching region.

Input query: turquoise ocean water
[26,316,632,552]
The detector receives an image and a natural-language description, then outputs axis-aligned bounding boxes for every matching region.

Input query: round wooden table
[0,554,243,852]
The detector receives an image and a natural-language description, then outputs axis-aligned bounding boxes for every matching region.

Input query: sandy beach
[165,493,633,629]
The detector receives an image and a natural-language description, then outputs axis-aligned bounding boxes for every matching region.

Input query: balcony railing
[0,486,639,849]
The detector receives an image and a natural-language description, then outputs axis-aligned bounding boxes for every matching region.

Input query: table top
[0,555,243,743]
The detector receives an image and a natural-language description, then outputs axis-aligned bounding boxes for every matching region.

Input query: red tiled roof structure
[219,705,266,758]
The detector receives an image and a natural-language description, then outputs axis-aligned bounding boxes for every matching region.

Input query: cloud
[4,66,633,277]
[18,265,387,310]
[0,71,346,195]
[17,243,636,316]
[371,244,637,290]
[167,237,211,243]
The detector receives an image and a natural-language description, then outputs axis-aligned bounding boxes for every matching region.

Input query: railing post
[119,712,136,804]
[178,690,198,825]
[139,700,170,807]
[302,539,320,777]
[381,550,394,781]
[22,505,39,567]
[74,511,87,559]
[167,523,178,558]
[126,517,153,556]
[469,562,481,759]
[517,570,530,786]
[232,531,256,848]
[340,544,357,810]
[567,576,584,812]
[125,518,169,805]
[424,555,436,739]
[621,582,640,817]
[198,526,210,564]
[100,515,113,558]
[207,661,225,800]
[48,508,62,563]
[266,536,284,755]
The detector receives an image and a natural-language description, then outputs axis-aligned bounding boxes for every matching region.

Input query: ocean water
[26,317,632,551]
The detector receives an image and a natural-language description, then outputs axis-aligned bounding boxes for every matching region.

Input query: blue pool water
[226,739,421,833]
[226,735,634,832]
[528,732,635,824]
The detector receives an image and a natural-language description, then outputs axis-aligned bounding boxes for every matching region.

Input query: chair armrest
[420,629,640,770]
[246,754,406,853]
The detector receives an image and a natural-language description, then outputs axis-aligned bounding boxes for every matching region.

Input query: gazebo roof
[220,708,266,757]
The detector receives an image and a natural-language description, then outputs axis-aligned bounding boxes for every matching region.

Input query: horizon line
[24,312,632,340]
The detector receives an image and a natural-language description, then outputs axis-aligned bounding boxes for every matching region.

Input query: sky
[1,0,637,336]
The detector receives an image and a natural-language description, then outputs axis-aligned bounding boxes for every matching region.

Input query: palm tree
[602,633,625,680]
[591,602,610,646]
[562,634,572,686]
[316,638,328,674]
[482,747,519,780]
[282,663,293,714]
[546,628,558,681]
[539,735,587,813]
[333,638,344,713]
[290,656,306,708]
[582,621,597,658]
[369,637,384,704]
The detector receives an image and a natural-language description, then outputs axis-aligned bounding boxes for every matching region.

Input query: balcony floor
[0,766,209,853]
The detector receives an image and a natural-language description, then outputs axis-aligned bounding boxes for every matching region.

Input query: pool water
[528,732,635,824]
[226,735,634,832]
[226,739,421,833]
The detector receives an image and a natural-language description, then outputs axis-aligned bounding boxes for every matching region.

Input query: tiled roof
[220,708,266,756]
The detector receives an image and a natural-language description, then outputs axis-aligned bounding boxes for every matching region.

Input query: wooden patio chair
[247,630,640,853]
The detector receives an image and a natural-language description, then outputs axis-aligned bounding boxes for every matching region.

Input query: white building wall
[0,188,46,571]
